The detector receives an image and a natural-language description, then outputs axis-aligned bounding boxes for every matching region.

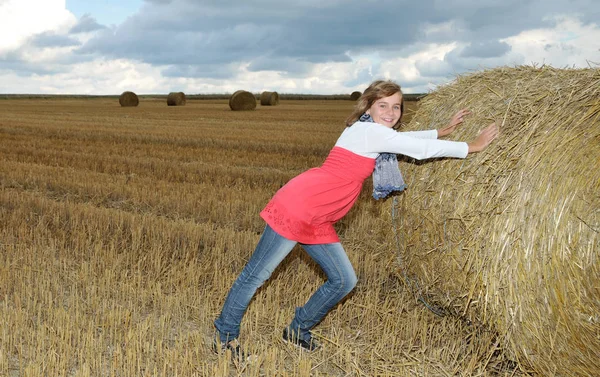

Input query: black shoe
[282,327,321,352]
[212,337,253,363]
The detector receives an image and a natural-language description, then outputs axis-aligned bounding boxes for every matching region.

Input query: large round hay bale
[260,91,279,106]
[119,91,139,107]
[167,92,186,106]
[229,90,257,111]
[229,90,256,111]
[350,91,362,100]
[393,66,599,376]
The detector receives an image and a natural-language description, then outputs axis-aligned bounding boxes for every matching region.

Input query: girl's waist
[320,146,375,181]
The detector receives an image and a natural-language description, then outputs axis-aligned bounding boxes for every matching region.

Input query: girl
[214,80,498,360]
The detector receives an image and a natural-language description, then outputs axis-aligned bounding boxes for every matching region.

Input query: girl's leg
[288,243,357,342]
[214,224,297,343]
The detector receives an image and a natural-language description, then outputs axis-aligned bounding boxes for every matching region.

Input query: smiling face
[365,92,403,128]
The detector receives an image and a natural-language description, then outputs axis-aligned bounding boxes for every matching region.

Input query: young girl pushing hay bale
[213,79,498,362]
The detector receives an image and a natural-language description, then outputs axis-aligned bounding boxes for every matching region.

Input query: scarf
[359,113,406,199]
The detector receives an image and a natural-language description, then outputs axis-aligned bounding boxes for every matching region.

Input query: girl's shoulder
[347,121,392,132]
[337,122,395,146]
[350,121,397,137]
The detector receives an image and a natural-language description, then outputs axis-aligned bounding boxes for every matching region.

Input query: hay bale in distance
[229,90,256,111]
[394,65,599,377]
[119,91,139,107]
[260,91,280,106]
[167,92,186,106]
[350,91,362,100]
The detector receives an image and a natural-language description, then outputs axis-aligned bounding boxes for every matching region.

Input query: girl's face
[366,92,402,128]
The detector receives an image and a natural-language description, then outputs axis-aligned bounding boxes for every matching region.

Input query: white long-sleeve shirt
[334,121,468,160]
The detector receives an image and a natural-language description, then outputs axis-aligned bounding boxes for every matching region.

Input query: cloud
[0,48,74,76]
[72,0,597,81]
[1,0,599,94]
[29,32,81,48]
[460,40,511,58]
[161,63,239,79]
[416,58,453,78]
[0,0,75,52]
[247,56,313,75]
[74,1,434,70]
[411,16,600,88]
[343,59,379,88]
[502,16,600,67]
[69,14,106,34]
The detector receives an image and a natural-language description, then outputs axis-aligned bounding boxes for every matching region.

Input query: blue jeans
[214,224,357,343]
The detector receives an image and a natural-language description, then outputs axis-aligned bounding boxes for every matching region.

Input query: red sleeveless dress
[260,146,375,244]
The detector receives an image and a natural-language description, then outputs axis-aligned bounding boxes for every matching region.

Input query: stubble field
[0,98,524,376]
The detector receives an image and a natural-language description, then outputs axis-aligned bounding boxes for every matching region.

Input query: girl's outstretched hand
[467,122,499,153]
[438,109,471,137]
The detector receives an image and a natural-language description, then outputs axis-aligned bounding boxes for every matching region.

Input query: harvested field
[1,96,527,376]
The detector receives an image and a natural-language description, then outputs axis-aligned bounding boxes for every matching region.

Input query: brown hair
[345,80,404,129]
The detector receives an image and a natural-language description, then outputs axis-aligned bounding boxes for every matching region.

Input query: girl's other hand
[438,109,471,137]
[467,122,499,153]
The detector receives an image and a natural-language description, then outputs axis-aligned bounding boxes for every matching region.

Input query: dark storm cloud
[73,0,597,82]
[74,1,435,78]
[70,14,107,34]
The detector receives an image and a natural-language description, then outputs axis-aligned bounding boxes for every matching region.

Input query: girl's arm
[401,109,471,139]
[365,125,468,159]
[364,122,498,159]
[402,129,438,139]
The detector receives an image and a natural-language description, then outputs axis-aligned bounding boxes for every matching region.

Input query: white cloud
[0,58,165,94]
[0,0,75,53]
[502,16,600,67]
[378,43,458,92]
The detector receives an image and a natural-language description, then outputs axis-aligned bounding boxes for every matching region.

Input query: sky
[0,0,599,95]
